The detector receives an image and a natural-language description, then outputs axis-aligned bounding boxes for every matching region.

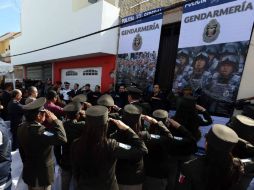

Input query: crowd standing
[0,79,254,190]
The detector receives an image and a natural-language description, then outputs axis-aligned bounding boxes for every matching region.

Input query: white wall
[11,0,119,65]
[237,28,254,100]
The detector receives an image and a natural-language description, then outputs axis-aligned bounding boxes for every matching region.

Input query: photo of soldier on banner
[117,51,157,89]
[173,0,254,116]
[173,41,249,116]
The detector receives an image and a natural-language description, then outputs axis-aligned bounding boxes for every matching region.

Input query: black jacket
[142,122,197,178]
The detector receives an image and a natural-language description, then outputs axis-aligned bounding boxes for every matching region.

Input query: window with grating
[66,71,78,76]
[83,69,98,76]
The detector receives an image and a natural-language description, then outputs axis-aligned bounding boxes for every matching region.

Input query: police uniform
[17,97,67,190]
[112,104,147,190]
[152,109,197,190]
[206,46,219,74]
[60,101,85,190]
[203,55,241,116]
[71,105,148,190]
[178,124,244,190]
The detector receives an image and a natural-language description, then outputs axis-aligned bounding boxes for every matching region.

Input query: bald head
[12,89,22,102]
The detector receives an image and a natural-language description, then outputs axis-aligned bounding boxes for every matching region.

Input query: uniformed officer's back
[17,97,67,190]
[178,124,244,190]
[71,105,148,190]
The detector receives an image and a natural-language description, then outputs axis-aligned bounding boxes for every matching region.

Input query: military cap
[64,81,70,85]
[124,104,142,115]
[126,86,142,95]
[72,94,87,103]
[152,109,168,122]
[46,90,58,100]
[122,104,142,127]
[97,94,114,107]
[229,115,254,143]
[23,97,46,112]
[206,124,238,152]
[63,101,81,113]
[242,105,254,120]
[86,105,108,126]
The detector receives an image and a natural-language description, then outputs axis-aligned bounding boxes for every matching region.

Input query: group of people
[173,41,249,116]
[117,51,157,89]
[0,80,254,190]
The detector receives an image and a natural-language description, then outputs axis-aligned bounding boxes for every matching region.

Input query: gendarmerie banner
[173,0,254,116]
[116,8,163,90]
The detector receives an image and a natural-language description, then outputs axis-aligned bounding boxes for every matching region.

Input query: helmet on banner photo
[217,55,239,72]
[221,44,238,55]
[206,46,218,55]
[177,49,189,65]
[178,49,189,57]
[193,52,209,69]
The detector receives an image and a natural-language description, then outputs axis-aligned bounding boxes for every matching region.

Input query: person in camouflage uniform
[188,52,212,96]
[173,50,192,94]
[206,46,219,74]
[203,55,240,115]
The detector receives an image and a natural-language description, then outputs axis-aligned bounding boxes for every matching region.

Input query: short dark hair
[75,83,79,87]
[85,84,90,87]
[46,90,57,100]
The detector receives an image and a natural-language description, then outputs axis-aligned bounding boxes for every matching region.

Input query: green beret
[97,94,114,107]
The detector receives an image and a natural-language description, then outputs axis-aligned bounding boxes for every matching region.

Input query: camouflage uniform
[188,70,212,93]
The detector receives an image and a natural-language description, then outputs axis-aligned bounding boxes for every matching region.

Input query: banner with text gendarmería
[173,0,254,116]
[116,8,163,90]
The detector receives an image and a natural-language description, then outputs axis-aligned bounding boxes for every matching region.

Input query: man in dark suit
[17,97,67,190]
[67,83,80,99]
[7,89,23,150]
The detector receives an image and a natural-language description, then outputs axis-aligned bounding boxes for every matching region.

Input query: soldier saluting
[17,97,67,190]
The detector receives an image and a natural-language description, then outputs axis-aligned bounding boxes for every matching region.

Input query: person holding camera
[17,97,67,190]
[71,105,147,190]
